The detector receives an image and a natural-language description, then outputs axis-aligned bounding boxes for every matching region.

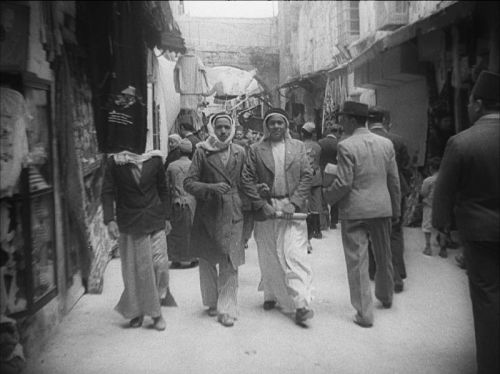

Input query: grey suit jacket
[323,127,401,220]
[432,113,500,242]
[241,138,312,212]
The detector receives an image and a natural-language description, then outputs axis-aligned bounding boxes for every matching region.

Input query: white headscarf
[262,109,292,141]
[197,113,236,152]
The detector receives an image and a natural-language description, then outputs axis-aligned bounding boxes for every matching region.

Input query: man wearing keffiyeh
[241,108,315,325]
[184,112,246,327]
[101,149,177,331]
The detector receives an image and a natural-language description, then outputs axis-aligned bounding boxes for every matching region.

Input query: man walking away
[324,101,401,328]
[433,71,499,374]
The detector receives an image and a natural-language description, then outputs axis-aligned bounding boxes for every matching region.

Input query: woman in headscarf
[165,134,182,170]
[183,112,246,327]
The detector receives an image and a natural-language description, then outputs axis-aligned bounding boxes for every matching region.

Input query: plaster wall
[376,79,429,166]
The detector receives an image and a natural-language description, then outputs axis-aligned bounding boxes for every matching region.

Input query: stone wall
[177,16,280,105]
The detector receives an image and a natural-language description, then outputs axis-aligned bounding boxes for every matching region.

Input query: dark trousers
[369,198,406,284]
[463,240,499,374]
[330,203,339,226]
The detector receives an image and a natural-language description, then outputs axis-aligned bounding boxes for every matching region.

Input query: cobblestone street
[25,228,475,374]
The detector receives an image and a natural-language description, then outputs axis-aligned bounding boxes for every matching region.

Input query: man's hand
[165,220,172,235]
[210,182,231,195]
[391,216,400,226]
[282,203,296,220]
[256,183,271,198]
[107,220,119,240]
[262,203,276,219]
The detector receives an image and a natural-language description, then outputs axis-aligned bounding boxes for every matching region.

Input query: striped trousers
[199,257,238,318]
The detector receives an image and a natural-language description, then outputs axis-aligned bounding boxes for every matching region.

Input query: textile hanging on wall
[174,54,210,110]
[55,47,92,283]
[321,74,348,132]
[80,1,149,154]
[0,88,30,198]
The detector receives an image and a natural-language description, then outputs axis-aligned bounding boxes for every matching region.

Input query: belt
[270,195,289,199]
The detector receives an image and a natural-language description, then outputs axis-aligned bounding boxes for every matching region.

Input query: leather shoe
[129,316,143,328]
[353,313,373,328]
[153,316,166,331]
[217,313,235,327]
[295,308,314,324]
[394,283,404,293]
[382,301,392,309]
[263,300,276,310]
[207,307,218,317]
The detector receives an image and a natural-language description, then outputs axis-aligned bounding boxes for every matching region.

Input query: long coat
[241,138,312,213]
[432,114,500,242]
[323,127,401,220]
[184,144,246,267]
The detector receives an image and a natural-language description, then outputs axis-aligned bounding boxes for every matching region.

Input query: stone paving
[24,228,476,374]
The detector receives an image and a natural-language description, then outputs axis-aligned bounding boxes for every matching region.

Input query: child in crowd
[421,157,448,257]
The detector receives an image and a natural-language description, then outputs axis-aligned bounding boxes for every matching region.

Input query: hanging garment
[0,88,30,198]
[173,109,204,134]
[174,54,210,95]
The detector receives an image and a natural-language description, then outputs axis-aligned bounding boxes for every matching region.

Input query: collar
[369,123,386,131]
[326,134,337,139]
[478,113,500,121]
[353,127,371,135]
[184,132,193,137]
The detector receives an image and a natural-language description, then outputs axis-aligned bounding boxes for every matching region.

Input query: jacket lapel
[225,145,239,175]
[285,139,297,171]
[206,151,232,185]
[258,141,275,174]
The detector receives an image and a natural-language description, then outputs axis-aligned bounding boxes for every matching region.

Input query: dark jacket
[101,156,168,234]
[184,144,246,266]
[432,114,500,242]
[318,134,338,170]
[185,133,201,158]
[370,126,412,196]
[241,138,312,213]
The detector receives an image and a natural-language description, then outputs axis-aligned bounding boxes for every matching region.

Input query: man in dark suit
[433,70,499,374]
[367,106,412,292]
[319,123,341,229]
[324,101,401,328]
[102,150,176,331]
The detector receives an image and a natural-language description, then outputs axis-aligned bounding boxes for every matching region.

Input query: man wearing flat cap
[433,70,500,374]
[165,139,198,269]
[367,106,412,292]
[241,108,314,325]
[323,101,401,328]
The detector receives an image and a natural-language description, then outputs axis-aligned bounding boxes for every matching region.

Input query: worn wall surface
[377,79,429,166]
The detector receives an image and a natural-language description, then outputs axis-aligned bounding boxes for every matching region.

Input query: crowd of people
[101,71,499,373]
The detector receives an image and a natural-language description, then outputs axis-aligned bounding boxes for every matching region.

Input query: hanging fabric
[0,88,30,198]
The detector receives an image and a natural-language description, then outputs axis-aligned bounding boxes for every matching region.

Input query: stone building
[277,0,499,224]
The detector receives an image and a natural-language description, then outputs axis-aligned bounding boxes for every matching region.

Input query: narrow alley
[25,228,475,374]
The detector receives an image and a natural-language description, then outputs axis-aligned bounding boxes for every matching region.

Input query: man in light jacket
[324,101,401,328]
[241,108,314,325]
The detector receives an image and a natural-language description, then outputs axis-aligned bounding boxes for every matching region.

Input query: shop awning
[278,70,328,91]
[349,1,475,72]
